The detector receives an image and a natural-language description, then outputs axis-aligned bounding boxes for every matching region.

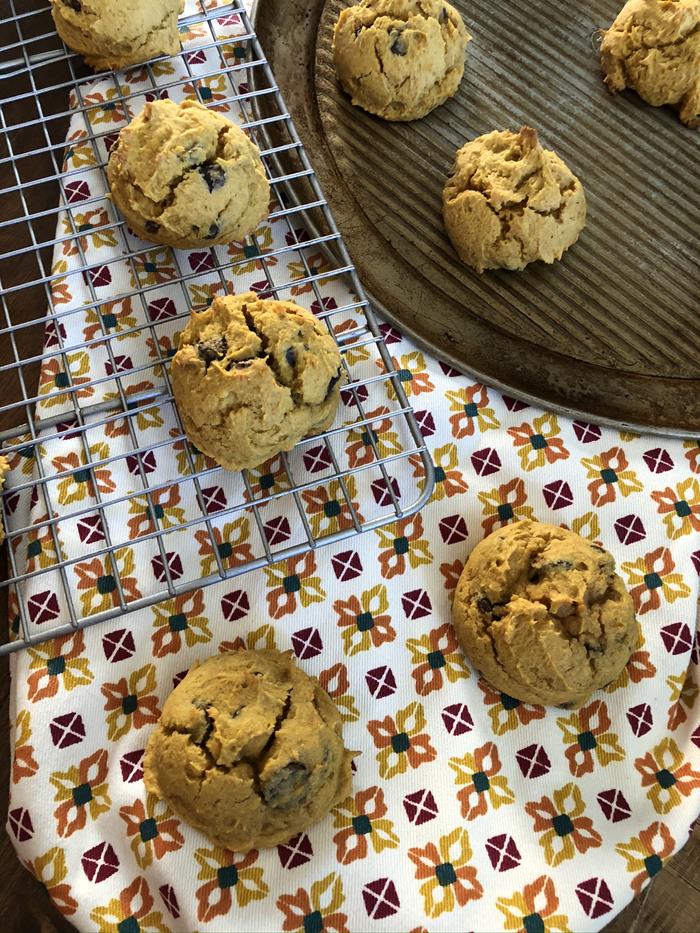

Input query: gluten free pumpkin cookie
[144,650,354,851]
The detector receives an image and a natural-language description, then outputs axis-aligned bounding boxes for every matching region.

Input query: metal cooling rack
[0,0,434,655]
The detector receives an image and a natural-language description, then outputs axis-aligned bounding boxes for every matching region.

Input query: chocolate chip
[438,6,449,23]
[197,336,227,367]
[354,24,364,38]
[199,162,226,193]
[477,596,493,614]
[64,0,82,10]
[145,220,160,234]
[262,762,309,809]
[390,31,407,55]
[557,701,578,710]
[204,223,219,240]
[285,347,297,367]
[532,560,574,578]
[225,359,253,371]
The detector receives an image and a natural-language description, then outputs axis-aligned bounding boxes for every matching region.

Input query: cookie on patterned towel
[333,0,470,121]
[442,126,587,272]
[171,292,343,471]
[108,99,270,248]
[144,649,354,851]
[451,520,639,708]
[0,456,9,546]
[600,0,700,127]
[50,0,184,71]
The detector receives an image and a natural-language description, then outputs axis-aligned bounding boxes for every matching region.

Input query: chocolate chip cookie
[452,520,639,708]
[171,292,343,471]
[108,100,270,248]
[333,0,470,121]
[144,649,354,851]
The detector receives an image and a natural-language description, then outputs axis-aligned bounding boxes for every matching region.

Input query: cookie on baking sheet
[0,456,9,546]
[451,520,639,708]
[601,0,700,127]
[442,126,587,273]
[333,0,470,121]
[107,99,270,249]
[50,0,184,71]
[144,649,354,851]
[171,292,343,472]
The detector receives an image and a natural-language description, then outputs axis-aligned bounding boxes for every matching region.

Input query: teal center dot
[397,369,412,382]
[260,473,274,490]
[464,402,478,418]
[218,542,233,560]
[144,262,156,274]
[393,536,409,555]
[78,223,93,232]
[497,503,514,521]
[391,732,410,754]
[523,914,545,933]
[97,574,116,595]
[529,433,548,450]
[600,468,618,484]
[500,692,520,710]
[352,814,372,835]
[356,612,374,632]
[303,911,324,933]
[20,447,33,460]
[472,770,490,793]
[139,818,158,842]
[54,372,70,389]
[578,730,597,751]
[435,862,457,887]
[122,694,138,715]
[217,865,238,888]
[283,574,300,594]
[644,854,663,878]
[101,313,117,329]
[168,613,188,632]
[244,244,259,258]
[47,656,65,677]
[74,469,91,484]
[434,466,446,483]
[72,782,93,806]
[323,500,341,518]
[117,918,139,933]
[200,87,213,100]
[153,504,165,520]
[427,650,446,670]
[27,539,43,558]
[644,572,662,590]
[103,102,116,111]
[361,429,378,447]
[309,266,318,276]
[674,500,691,517]
[234,47,246,58]
[656,768,676,789]
[552,813,574,836]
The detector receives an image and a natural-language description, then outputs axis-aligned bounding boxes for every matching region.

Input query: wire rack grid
[0,0,434,656]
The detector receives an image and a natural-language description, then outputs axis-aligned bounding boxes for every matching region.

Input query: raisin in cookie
[452,520,639,708]
[144,650,354,851]
[171,293,343,471]
[333,0,470,121]
[601,0,700,127]
[0,456,9,546]
[108,100,270,248]
[50,0,184,71]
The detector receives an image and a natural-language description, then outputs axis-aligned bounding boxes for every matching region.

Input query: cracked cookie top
[171,292,343,471]
[107,99,270,248]
[452,519,639,708]
[442,126,587,272]
[144,649,354,851]
[332,0,470,121]
[600,0,700,127]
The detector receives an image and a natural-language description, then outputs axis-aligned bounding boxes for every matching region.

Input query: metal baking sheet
[252,0,700,435]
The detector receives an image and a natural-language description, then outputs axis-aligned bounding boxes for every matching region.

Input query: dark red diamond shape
[291,627,323,660]
[30,485,39,510]
[331,550,363,582]
[543,480,573,510]
[439,361,460,377]
[188,251,214,273]
[76,514,105,545]
[126,450,157,475]
[439,514,468,545]
[81,842,119,883]
[84,265,112,289]
[8,807,34,842]
[660,622,693,656]
[471,446,501,476]
[412,409,436,438]
[485,834,521,871]
[515,743,551,779]
[277,833,313,869]
[692,723,700,750]
[302,445,332,474]
[186,49,207,65]
[221,589,249,622]
[576,877,614,919]
[120,749,144,783]
[403,789,438,825]
[102,628,135,662]
[365,665,396,699]
[250,279,273,299]
[147,297,177,322]
[362,878,400,920]
[287,227,312,247]
[401,589,432,620]
[103,133,120,154]
[614,514,646,545]
[643,447,674,473]
[105,355,133,376]
[64,180,90,202]
[50,712,86,749]
[56,419,79,439]
[151,552,183,582]
[28,590,60,625]
[379,322,402,344]
[173,670,188,687]
[4,490,20,515]
[693,630,700,666]
[202,486,227,513]
[218,12,242,26]
[503,394,528,412]
[264,516,291,546]
[341,383,369,407]
[310,296,337,316]
[597,788,632,823]
[159,884,180,919]
[370,477,401,507]
[627,702,653,737]
[692,550,700,575]
[573,421,602,443]
[441,703,473,736]
[44,319,67,349]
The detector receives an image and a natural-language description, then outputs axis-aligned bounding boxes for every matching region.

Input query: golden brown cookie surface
[452,520,639,708]
[144,650,354,851]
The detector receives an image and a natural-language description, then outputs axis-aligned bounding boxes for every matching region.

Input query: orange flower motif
[406,623,470,695]
[74,547,142,617]
[219,623,277,654]
[38,351,95,410]
[302,477,364,538]
[374,513,433,579]
[12,710,39,783]
[478,678,545,735]
[666,672,699,730]
[605,628,656,691]
[127,485,185,539]
[62,128,96,170]
[683,439,700,474]
[634,737,700,815]
[288,252,334,296]
[243,455,292,505]
[82,297,139,343]
[380,351,435,399]
[194,517,255,577]
[90,876,169,933]
[195,846,267,922]
[440,558,465,594]
[182,74,230,111]
[83,87,129,126]
[130,248,178,289]
[119,794,184,869]
[332,318,371,364]
[478,477,534,535]
[49,259,72,310]
[318,663,360,722]
[169,426,217,477]
[507,413,569,471]
[410,443,469,501]
[581,446,643,507]
[277,873,348,933]
[651,477,700,540]
[50,749,111,838]
[446,383,500,438]
[53,444,116,506]
[621,546,691,615]
[557,699,626,777]
[25,848,77,917]
[449,741,515,820]
[27,632,93,703]
[496,875,569,932]
[62,208,117,256]
[228,225,276,274]
[333,584,395,656]
[525,783,602,866]
[263,552,325,619]
[151,589,212,657]
[25,512,67,573]
[616,822,676,895]
[331,786,399,865]
[408,828,483,918]
[345,406,403,469]
[367,701,437,779]
[101,663,160,741]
